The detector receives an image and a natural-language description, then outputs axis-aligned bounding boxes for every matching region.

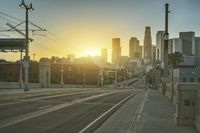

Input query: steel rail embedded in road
[0,90,128,129]
[79,92,136,133]
[0,90,107,106]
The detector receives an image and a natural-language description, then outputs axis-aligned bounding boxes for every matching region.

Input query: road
[0,79,145,133]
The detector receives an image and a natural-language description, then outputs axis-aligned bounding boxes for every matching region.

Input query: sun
[85,49,99,56]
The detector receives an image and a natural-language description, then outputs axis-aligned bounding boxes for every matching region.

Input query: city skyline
[0,0,200,62]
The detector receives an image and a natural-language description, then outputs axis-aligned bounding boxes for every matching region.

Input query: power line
[0,11,43,31]
[46,30,85,53]
[0,10,86,56]
[0,16,19,25]
[32,41,67,56]
[0,10,23,22]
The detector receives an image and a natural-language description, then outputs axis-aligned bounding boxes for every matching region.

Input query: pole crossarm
[7,21,25,31]
[6,22,34,42]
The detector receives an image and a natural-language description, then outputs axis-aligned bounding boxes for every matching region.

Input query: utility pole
[115,71,117,86]
[100,58,104,88]
[83,68,86,88]
[162,3,170,94]
[61,58,64,88]
[19,0,34,91]
[19,50,23,88]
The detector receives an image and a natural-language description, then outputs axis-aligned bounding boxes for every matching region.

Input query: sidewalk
[95,89,198,133]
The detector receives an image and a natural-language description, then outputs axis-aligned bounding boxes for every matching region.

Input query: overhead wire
[32,41,67,56]
[46,30,85,54]
[0,10,23,22]
[0,10,86,57]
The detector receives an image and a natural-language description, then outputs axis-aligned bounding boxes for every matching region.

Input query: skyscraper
[156,31,165,62]
[129,37,139,60]
[179,32,195,56]
[101,48,108,64]
[152,45,156,64]
[143,26,152,64]
[172,38,182,53]
[112,38,121,65]
[138,45,143,59]
[195,37,200,56]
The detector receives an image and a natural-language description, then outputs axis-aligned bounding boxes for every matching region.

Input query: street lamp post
[164,3,169,78]
[19,0,34,91]
[162,3,170,94]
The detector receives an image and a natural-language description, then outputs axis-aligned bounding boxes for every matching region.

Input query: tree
[168,52,183,82]
[168,52,183,101]
[0,59,6,62]
[168,52,183,68]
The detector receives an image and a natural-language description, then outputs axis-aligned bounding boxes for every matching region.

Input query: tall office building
[179,32,195,56]
[168,39,173,54]
[143,26,152,64]
[156,31,165,62]
[152,45,156,64]
[138,45,143,58]
[101,48,108,64]
[172,38,182,53]
[112,38,121,65]
[195,37,200,56]
[129,37,139,60]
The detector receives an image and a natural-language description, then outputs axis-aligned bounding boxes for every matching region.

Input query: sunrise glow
[85,49,99,56]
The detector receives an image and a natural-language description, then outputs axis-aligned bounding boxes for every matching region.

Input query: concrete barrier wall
[172,85,177,105]
[158,83,162,92]
[0,82,40,89]
[164,82,200,129]
[165,83,172,101]
[173,83,199,126]
[195,90,200,132]
[50,84,97,88]
[165,83,177,105]
[0,82,98,89]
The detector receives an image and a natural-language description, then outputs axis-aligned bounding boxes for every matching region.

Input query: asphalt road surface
[0,80,145,133]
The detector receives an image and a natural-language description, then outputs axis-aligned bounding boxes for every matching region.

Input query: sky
[0,0,200,62]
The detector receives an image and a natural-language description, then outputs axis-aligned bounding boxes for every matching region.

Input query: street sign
[0,38,25,52]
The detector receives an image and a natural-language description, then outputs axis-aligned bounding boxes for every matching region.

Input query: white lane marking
[0,90,128,129]
[78,93,135,133]
[38,105,52,110]
[73,98,80,101]
[0,90,102,106]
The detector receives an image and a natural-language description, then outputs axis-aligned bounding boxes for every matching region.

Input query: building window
[183,78,186,82]
[191,78,194,82]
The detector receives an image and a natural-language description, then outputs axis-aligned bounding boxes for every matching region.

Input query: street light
[19,0,34,91]
[162,3,170,94]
